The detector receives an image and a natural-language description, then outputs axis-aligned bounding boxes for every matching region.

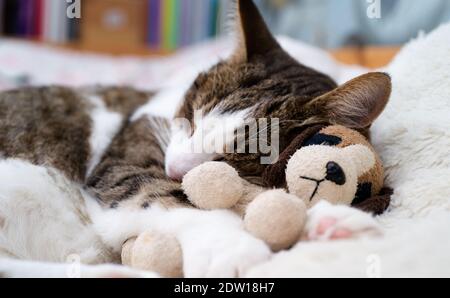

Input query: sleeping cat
[0,0,391,278]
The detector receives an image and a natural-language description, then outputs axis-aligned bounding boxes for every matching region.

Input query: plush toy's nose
[325,162,346,185]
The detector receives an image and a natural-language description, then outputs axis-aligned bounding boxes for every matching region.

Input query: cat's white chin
[165,107,253,180]
[165,127,218,180]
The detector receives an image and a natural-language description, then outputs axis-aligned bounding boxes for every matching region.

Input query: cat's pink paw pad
[314,216,353,240]
[305,201,383,241]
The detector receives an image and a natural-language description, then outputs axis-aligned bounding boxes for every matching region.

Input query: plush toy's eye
[304,133,342,147]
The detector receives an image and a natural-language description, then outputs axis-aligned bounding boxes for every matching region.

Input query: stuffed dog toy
[122,125,392,277]
[263,124,392,214]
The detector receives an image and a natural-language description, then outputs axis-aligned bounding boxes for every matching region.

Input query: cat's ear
[307,72,392,129]
[233,0,281,61]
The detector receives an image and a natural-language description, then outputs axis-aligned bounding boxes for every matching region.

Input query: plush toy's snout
[286,145,376,208]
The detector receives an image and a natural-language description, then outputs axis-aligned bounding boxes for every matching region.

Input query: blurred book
[149,0,225,50]
[1,0,79,43]
[0,0,231,52]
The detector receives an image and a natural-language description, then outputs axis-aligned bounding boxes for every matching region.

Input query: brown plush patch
[354,188,393,215]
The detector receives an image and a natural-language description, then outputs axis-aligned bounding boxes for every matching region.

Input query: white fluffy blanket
[0,24,448,278]
[247,24,450,278]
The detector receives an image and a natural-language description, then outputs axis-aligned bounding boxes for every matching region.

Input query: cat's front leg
[304,201,383,241]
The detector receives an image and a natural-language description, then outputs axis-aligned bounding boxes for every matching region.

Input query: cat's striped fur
[86,115,191,210]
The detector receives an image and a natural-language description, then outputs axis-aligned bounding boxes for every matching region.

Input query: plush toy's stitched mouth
[300,176,325,201]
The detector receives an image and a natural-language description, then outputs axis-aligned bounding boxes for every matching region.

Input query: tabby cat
[0,0,390,278]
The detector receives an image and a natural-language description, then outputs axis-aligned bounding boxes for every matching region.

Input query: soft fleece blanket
[247,25,450,278]
[0,24,448,277]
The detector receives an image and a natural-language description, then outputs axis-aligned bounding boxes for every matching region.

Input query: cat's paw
[80,264,159,278]
[181,225,271,278]
[185,231,271,278]
[305,201,382,241]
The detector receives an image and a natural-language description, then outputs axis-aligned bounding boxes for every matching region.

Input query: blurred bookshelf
[0,0,231,56]
[0,0,399,67]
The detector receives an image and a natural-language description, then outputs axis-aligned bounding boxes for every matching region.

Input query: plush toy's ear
[233,0,281,61]
[353,188,393,215]
[306,72,391,129]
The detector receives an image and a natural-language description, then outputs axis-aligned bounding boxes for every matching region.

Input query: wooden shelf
[331,46,400,68]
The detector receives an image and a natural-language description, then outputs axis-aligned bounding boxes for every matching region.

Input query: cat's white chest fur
[86,95,124,177]
[0,159,110,264]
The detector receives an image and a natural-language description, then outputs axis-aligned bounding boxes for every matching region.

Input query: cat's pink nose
[165,153,216,181]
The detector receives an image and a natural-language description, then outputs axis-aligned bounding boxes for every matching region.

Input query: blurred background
[258,0,450,48]
[0,0,449,89]
[1,0,449,52]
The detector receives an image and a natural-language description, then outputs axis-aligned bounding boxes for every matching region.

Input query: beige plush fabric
[244,190,307,251]
[123,231,183,278]
[182,162,244,210]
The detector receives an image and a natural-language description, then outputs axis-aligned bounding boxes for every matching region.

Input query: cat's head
[165,0,391,181]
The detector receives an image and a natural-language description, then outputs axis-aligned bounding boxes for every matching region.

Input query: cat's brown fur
[86,116,190,210]
[0,86,151,183]
[83,86,152,116]
[0,86,92,182]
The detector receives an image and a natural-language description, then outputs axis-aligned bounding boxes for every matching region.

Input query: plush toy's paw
[245,190,307,251]
[182,161,243,209]
[305,201,382,241]
[122,231,183,278]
